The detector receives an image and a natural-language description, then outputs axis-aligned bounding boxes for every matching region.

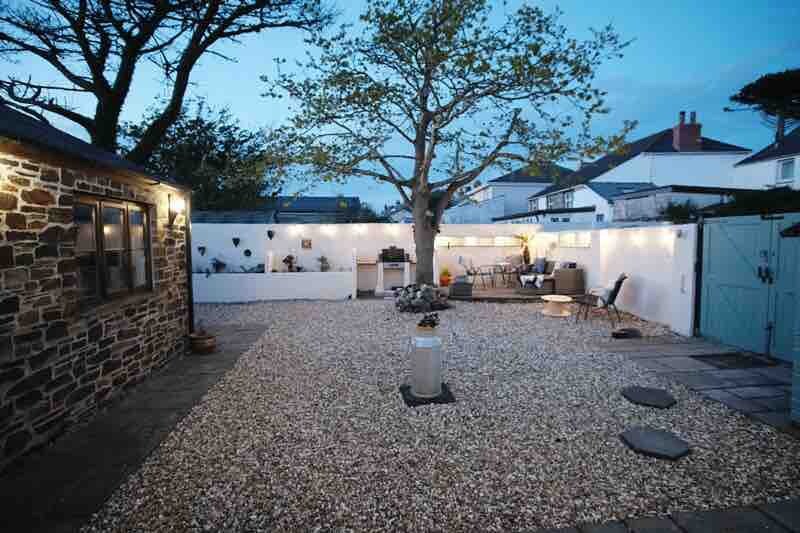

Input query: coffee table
[541,294,573,317]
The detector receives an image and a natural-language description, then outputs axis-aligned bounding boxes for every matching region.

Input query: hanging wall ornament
[267,230,275,240]
[244,249,252,257]
[198,246,206,256]
[232,237,241,247]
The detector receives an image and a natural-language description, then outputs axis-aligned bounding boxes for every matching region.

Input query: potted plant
[317,255,330,272]
[189,321,216,354]
[439,267,452,287]
[416,312,440,336]
[211,257,227,273]
[282,254,296,272]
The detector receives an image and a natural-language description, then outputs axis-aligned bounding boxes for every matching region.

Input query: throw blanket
[520,274,546,288]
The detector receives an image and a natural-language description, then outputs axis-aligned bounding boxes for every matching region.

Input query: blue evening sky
[7,0,799,210]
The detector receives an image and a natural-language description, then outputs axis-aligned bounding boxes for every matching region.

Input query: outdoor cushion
[533,257,546,273]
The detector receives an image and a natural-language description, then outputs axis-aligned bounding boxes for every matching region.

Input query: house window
[777,158,795,184]
[75,197,152,308]
[596,213,605,223]
[564,190,574,208]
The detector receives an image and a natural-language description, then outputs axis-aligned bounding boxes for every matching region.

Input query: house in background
[193,196,362,225]
[444,164,571,223]
[527,111,752,224]
[733,126,800,190]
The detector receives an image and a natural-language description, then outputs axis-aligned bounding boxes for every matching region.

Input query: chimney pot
[679,111,686,125]
[690,111,696,124]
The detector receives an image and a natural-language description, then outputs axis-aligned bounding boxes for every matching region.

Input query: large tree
[0,0,332,163]
[121,100,284,210]
[265,0,633,284]
[727,68,800,140]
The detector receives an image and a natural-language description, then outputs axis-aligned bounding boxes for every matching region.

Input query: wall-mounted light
[168,194,186,226]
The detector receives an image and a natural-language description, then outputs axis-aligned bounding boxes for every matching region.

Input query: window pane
[779,159,795,182]
[131,250,147,289]
[105,250,128,292]
[102,206,125,250]
[75,203,96,253]
[77,253,99,308]
[129,207,146,249]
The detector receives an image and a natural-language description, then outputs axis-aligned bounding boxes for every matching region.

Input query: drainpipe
[692,217,704,337]
[185,195,195,334]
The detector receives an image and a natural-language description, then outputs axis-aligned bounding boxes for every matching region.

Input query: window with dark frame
[74,197,152,309]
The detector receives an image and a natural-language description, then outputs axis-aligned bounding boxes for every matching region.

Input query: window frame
[75,195,153,304]
[777,158,795,184]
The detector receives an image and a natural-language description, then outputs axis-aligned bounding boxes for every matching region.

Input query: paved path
[600,336,798,437]
[0,324,265,533]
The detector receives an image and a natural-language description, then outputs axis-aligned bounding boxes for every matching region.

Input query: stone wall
[0,144,189,470]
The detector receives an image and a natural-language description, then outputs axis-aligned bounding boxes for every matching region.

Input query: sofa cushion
[532,257,546,273]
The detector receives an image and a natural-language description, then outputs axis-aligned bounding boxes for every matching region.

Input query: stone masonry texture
[0,144,189,470]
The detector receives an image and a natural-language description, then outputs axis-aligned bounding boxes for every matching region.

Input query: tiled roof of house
[192,210,277,224]
[488,163,573,184]
[528,128,749,200]
[586,182,654,200]
[192,196,362,224]
[734,127,800,166]
[0,102,187,189]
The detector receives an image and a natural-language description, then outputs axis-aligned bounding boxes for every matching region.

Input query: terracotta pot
[439,275,451,287]
[189,332,216,354]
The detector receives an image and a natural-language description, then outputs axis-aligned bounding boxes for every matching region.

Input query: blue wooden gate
[701,213,800,362]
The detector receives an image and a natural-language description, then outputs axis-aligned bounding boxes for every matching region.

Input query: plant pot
[415,325,438,337]
[189,332,216,354]
[439,275,451,287]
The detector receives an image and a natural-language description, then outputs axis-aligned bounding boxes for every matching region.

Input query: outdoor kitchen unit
[375,246,412,295]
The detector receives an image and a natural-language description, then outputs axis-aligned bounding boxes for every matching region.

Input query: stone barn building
[0,103,192,469]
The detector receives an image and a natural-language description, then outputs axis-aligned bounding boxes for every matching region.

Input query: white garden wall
[192,223,540,300]
[193,271,356,303]
[532,224,697,335]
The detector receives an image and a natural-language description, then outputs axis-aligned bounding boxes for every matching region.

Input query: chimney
[673,110,702,151]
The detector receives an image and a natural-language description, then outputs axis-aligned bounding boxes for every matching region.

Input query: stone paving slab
[672,506,790,533]
[700,389,769,414]
[0,324,265,533]
[728,386,790,399]
[623,516,683,532]
[759,500,800,531]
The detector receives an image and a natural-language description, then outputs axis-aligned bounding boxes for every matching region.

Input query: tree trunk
[413,192,436,285]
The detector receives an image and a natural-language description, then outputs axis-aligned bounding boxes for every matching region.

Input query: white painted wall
[192,222,541,296]
[193,272,356,303]
[732,155,800,190]
[595,152,750,188]
[532,224,698,335]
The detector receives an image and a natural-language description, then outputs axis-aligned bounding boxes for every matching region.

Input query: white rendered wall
[732,156,799,190]
[532,224,697,335]
[193,272,356,303]
[192,223,541,296]
[596,152,750,188]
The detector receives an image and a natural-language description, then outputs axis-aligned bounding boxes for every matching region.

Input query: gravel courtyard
[84,301,800,532]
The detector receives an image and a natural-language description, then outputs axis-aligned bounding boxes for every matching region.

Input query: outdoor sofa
[515,260,585,296]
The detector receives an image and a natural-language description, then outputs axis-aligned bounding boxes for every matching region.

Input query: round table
[541,294,573,317]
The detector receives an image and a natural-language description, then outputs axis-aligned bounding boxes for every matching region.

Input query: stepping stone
[621,386,676,409]
[620,428,691,460]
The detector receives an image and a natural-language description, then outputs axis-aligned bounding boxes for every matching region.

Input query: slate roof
[0,102,187,189]
[192,196,361,224]
[586,182,654,200]
[488,163,573,184]
[735,127,800,166]
[529,128,750,200]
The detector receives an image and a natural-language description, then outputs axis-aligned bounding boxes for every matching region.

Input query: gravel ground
[84,301,800,532]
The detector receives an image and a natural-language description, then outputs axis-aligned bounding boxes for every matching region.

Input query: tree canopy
[728,68,800,135]
[0,0,332,162]
[265,0,634,283]
[121,100,284,210]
